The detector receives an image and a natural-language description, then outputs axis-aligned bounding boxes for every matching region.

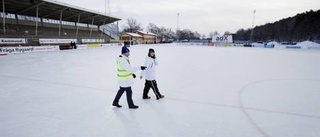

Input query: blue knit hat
[121,46,130,54]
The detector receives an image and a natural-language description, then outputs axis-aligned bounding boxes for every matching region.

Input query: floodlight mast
[176,13,180,41]
[250,10,256,43]
[2,0,6,35]
[105,0,110,15]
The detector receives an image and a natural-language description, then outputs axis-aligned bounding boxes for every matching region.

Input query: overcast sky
[60,0,319,36]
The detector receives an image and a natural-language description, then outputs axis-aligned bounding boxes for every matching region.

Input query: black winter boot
[129,105,139,109]
[143,96,151,99]
[112,103,122,108]
[157,95,165,100]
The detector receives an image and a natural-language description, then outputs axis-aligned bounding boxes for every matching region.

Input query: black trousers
[113,87,135,107]
[143,80,162,99]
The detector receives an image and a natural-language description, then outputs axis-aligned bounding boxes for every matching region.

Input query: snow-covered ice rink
[1,44,320,137]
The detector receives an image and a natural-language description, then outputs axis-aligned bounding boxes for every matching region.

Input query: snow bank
[296,41,320,49]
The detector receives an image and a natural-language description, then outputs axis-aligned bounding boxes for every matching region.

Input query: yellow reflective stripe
[117,69,127,72]
[117,73,132,77]
[117,74,133,81]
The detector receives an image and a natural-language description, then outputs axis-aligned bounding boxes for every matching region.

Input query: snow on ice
[0,43,320,137]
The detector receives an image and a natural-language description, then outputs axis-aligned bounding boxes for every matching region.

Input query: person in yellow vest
[112,46,146,109]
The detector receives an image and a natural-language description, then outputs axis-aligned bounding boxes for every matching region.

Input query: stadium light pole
[176,13,179,41]
[250,10,256,43]
[177,13,179,30]
[105,0,110,15]
[35,5,39,36]
[2,0,5,35]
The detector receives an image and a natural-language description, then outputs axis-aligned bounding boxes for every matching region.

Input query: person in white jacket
[140,48,164,100]
[112,46,146,109]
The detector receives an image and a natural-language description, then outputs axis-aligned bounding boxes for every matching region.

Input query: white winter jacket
[117,55,140,87]
[141,56,158,80]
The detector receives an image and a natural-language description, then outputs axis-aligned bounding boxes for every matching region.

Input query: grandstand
[0,0,120,47]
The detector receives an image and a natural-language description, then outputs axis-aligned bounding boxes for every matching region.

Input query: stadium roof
[1,0,121,26]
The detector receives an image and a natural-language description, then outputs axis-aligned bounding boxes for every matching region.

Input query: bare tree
[178,29,201,40]
[147,23,176,42]
[209,31,219,38]
[201,34,206,39]
[146,23,160,34]
[121,18,143,33]
[224,31,231,35]
[102,22,119,39]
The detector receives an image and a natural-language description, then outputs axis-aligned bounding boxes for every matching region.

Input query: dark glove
[140,66,147,70]
[151,55,156,59]
[132,74,136,78]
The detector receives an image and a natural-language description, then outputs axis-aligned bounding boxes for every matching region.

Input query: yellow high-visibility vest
[117,57,133,81]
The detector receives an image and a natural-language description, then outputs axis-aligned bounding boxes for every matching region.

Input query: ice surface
[1,44,320,137]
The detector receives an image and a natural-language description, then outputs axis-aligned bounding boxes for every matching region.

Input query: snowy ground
[0,44,320,137]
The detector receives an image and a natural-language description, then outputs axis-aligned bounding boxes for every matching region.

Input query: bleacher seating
[0,23,112,47]
[1,23,110,39]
